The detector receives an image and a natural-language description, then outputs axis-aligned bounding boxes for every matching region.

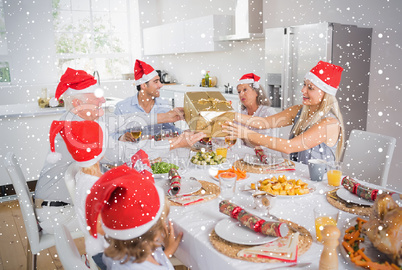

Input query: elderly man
[35,68,203,235]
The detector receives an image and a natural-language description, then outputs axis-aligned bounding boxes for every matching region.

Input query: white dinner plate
[340,217,391,269]
[153,173,168,179]
[336,188,374,206]
[214,218,278,245]
[241,183,316,198]
[156,179,202,196]
[208,167,250,181]
[243,154,284,166]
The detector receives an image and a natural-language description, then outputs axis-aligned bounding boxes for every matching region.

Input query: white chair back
[342,129,396,187]
[54,225,98,270]
[65,162,80,203]
[3,152,42,253]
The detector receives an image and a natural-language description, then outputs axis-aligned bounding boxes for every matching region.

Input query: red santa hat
[134,59,158,86]
[237,73,261,88]
[304,61,344,96]
[49,68,104,107]
[85,164,163,240]
[46,120,107,167]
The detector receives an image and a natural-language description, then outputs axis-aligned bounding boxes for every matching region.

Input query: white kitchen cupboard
[143,15,233,55]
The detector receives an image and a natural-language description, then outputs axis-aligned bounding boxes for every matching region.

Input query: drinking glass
[212,137,228,158]
[129,126,142,142]
[218,172,237,201]
[253,192,276,217]
[327,161,342,186]
[225,137,237,148]
[314,206,339,243]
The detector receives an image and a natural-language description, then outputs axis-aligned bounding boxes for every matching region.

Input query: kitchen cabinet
[143,15,233,55]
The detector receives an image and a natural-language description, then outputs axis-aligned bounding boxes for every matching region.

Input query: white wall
[138,0,401,191]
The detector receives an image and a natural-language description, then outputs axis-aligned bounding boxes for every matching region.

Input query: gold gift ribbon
[198,97,231,110]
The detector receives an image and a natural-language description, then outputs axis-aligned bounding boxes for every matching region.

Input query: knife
[264,262,311,269]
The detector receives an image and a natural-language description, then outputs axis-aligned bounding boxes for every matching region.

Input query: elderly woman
[235,73,278,150]
[224,61,345,164]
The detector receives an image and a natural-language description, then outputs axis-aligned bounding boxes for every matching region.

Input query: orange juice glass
[327,161,342,186]
[314,207,339,243]
[216,147,228,158]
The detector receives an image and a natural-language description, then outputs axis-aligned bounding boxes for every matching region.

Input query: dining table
[160,145,387,270]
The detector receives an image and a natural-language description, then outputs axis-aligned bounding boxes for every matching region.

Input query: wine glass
[129,126,142,142]
[253,192,276,218]
[225,137,237,148]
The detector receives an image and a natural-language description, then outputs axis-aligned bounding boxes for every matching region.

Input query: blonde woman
[224,61,345,164]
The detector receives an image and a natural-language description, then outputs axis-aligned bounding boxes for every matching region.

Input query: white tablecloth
[166,146,358,270]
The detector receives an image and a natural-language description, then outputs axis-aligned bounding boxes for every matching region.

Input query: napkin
[219,200,289,237]
[169,194,215,206]
[168,168,181,196]
[237,232,299,262]
[254,146,269,164]
[341,176,400,202]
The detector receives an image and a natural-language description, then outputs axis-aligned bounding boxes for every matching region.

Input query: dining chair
[65,162,80,203]
[3,152,84,270]
[342,129,396,187]
[54,225,98,270]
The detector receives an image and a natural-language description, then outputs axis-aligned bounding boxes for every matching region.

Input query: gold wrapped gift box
[184,91,235,137]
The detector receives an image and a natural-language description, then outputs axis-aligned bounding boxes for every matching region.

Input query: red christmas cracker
[341,176,399,201]
[168,168,181,196]
[254,147,268,164]
[219,200,289,237]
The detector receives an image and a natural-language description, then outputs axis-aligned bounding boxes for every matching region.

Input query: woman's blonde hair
[104,199,170,264]
[240,84,271,110]
[291,93,345,162]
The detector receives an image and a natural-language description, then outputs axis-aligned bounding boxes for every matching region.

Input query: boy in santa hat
[224,61,345,164]
[86,165,182,269]
[113,59,182,141]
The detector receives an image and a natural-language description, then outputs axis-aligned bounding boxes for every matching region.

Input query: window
[52,0,138,81]
[0,0,10,83]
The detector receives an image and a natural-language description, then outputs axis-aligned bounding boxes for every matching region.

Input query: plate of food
[243,154,284,166]
[156,179,202,196]
[214,218,278,245]
[208,167,249,181]
[340,217,400,269]
[190,151,226,166]
[242,175,315,197]
[151,162,179,179]
[336,188,374,207]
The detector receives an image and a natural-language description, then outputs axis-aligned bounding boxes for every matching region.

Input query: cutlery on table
[264,262,311,269]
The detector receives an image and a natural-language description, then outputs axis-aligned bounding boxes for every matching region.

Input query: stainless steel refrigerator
[265,22,372,140]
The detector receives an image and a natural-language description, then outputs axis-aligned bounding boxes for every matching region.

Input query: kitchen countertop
[0,97,122,119]
[161,84,238,97]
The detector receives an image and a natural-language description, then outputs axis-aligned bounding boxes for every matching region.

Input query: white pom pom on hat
[46,152,62,164]
[49,97,60,108]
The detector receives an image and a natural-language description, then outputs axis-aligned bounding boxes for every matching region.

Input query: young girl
[224,61,345,164]
[85,165,183,270]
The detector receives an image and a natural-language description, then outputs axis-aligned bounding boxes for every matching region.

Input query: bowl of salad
[151,162,179,179]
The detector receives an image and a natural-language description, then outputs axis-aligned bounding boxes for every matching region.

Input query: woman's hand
[222,121,251,140]
[163,220,183,258]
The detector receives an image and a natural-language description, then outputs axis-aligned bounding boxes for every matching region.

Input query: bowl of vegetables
[190,151,226,166]
[151,162,179,179]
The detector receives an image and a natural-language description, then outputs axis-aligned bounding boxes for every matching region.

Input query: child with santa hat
[86,165,182,270]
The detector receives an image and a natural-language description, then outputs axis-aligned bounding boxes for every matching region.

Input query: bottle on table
[205,71,210,87]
